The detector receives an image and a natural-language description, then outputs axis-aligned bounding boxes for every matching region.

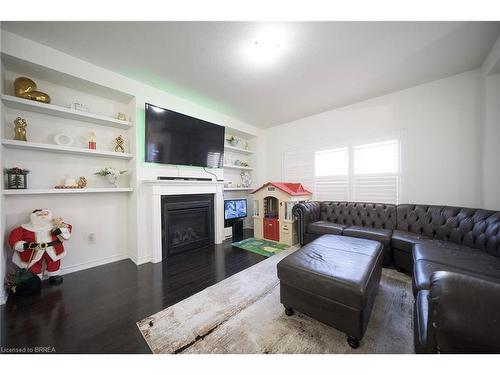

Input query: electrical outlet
[88,232,96,244]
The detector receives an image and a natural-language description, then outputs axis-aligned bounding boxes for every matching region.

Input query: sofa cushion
[413,242,500,277]
[396,204,500,256]
[413,259,500,292]
[391,230,428,253]
[343,226,392,246]
[277,234,383,309]
[307,221,347,236]
[319,202,396,230]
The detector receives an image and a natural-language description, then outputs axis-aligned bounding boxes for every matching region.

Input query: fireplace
[161,194,215,258]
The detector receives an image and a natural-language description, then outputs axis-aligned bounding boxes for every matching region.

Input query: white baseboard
[60,253,130,275]
[128,253,151,266]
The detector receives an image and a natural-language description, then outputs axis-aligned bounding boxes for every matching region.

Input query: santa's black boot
[49,275,63,285]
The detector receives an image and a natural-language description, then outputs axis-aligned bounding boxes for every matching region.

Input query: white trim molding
[60,253,130,275]
[129,253,151,266]
[143,179,225,263]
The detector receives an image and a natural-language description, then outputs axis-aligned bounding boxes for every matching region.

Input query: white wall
[480,74,500,210]
[262,70,484,208]
[0,30,262,288]
[480,35,500,210]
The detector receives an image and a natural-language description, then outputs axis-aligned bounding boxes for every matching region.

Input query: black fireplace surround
[161,194,214,258]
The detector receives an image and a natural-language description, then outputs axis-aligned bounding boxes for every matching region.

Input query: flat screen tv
[145,103,225,168]
[224,199,247,220]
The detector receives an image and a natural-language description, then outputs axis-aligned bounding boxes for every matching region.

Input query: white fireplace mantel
[143,179,225,263]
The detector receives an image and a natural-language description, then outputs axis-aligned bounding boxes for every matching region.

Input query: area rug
[232,237,289,257]
[137,246,414,354]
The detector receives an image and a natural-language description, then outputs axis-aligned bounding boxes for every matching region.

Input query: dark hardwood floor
[0,229,265,354]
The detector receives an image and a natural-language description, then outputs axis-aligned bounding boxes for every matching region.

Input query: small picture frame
[70,103,90,112]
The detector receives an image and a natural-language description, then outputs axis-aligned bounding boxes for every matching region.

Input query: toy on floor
[252,182,312,246]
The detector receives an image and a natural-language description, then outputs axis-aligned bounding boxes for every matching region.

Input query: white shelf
[1,95,133,129]
[3,188,133,196]
[224,187,254,191]
[224,145,254,155]
[223,164,254,171]
[2,139,133,159]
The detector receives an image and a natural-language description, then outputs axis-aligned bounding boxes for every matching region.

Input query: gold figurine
[14,77,51,104]
[14,117,28,141]
[53,217,69,229]
[114,135,125,153]
[117,113,127,121]
[77,177,87,188]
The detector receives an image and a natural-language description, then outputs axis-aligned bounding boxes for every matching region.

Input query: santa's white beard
[31,213,53,230]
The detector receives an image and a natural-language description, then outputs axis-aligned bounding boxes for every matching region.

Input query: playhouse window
[285,202,294,221]
[253,200,259,217]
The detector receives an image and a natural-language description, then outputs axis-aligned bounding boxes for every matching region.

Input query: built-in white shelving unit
[1,94,133,129]
[224,144,254,155]
[1,55,136,197]
[2,139,133,159]
[223,164,254,171]
[2,188,133,195]
[223,131,258,233]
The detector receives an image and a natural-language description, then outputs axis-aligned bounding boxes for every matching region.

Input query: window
[353,140,399,203]
[314,148,349,201]
[310,140,399,204]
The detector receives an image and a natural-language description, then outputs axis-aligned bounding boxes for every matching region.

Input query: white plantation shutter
[285,140,400,204]
[314,148,349,201]
[353,140,399,204]
[283,150,314,192]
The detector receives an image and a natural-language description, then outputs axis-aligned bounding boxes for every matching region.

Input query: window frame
[312,139,400,204]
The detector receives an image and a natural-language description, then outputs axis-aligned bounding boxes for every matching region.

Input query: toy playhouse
[251,182,312,246]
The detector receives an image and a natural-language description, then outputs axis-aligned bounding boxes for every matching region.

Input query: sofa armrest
[292,201,321,245]
[427,271,500,353]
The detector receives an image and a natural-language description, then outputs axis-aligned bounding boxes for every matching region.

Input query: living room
[1,1,500,373]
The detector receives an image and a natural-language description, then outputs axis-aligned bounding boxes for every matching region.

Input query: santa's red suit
[8,209,71,279]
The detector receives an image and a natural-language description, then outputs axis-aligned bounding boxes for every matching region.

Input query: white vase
[107,174,118,187]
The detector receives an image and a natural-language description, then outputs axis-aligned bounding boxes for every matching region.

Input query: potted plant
[226,136,241,147]
[95,167,127,187]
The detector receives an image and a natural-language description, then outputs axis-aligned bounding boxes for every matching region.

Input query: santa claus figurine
[8,209,72,285]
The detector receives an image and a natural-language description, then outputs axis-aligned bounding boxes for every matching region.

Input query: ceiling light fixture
[241,26,289,67]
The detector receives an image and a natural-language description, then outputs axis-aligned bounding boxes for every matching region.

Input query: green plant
[94,167,127,177]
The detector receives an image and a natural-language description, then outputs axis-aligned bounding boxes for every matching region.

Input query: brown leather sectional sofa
[293,201,500,353]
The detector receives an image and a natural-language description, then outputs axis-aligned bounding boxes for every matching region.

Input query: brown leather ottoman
[277,234,383,348]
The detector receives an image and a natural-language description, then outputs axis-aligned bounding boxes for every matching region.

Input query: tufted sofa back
[319,201,397,230]
[396,204,500,256]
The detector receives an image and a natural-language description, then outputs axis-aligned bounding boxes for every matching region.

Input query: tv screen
[224,199,247,220]
[145,103,225,168]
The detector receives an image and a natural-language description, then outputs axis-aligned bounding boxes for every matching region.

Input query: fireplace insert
[161,194,215,258]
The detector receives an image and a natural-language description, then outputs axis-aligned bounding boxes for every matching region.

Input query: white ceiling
[2,21,500,128]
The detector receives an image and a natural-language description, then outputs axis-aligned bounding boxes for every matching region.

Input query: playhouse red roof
[252,182,312,196]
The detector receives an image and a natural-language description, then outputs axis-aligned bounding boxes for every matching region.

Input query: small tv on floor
[224,199,247,221]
